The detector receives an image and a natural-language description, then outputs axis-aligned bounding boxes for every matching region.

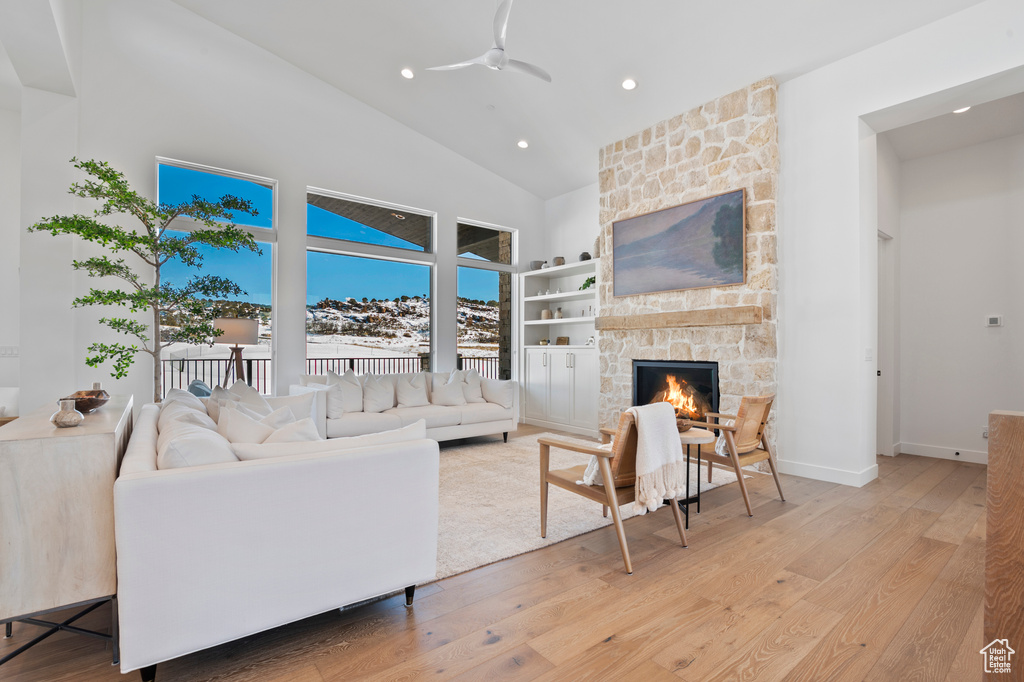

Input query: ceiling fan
[427,0,552,83]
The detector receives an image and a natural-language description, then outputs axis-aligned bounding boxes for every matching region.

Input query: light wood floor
[2,433,987,681]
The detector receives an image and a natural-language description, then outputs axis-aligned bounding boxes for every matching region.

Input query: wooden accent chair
[538,412,688,574]
[690,394,785,517]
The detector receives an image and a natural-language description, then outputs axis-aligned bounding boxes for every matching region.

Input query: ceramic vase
[51,399,84,428]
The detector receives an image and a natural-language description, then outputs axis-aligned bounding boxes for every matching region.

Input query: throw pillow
[458,368,486,403]
[266,392,317,423]
[226,380,272,416]
[262,418,322,444]
[481,378,514,409]
[397,373,430,408]
[217,405,276,444]
[161,388,206,412]
[157,400,216,433]
[431,380,467,406]
[206,385,239,423]
[157,427,238,470]
[362,374,395,413]
[232,419,426,461]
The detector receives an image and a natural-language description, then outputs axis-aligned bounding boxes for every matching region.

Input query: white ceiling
[881,91,1024,160]
[0,0,995,198]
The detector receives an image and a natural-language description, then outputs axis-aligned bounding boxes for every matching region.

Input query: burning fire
[661,375,700,420]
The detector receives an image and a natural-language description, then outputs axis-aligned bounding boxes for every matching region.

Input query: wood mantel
[595,305,763,331]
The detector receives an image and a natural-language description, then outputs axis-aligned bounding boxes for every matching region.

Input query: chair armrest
[705,412,737,420]
[538,437,613,458]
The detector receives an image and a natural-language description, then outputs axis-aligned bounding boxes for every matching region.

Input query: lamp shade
[213,317,259,345]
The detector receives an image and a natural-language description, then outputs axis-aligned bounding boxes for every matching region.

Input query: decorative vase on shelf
[51,399,84,428]
[541,309,553,320]
[553,256,565,266]
[579,251,591,261]
[555,308,563,319]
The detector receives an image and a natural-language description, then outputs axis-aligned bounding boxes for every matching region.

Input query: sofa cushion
[396,373,429,408]
[386,405,461,429]
[266,392,317,423]
[157,424,238,470]
[482,378,515,409]
[325,370,364,417]
[326,412,403,438]
[459,402,514,426]
[162,388,207,412]
[450,369,486,403]
[233,420,426,461]
[157,399,216,433]
[262,418,322,444]
[431,380,466,406]
[362,374,395,413]
[217,405,277,444]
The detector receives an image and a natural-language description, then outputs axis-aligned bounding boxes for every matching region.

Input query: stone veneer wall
[596,79,778,429]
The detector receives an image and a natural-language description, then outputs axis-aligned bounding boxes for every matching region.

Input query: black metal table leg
[0,597,117,668]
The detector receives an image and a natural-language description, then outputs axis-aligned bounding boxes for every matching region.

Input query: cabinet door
[570,350,599,429]
[524,349,549,420]
[548,349,573,424]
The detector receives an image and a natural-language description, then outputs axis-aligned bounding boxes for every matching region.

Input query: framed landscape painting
[612,189,746,296]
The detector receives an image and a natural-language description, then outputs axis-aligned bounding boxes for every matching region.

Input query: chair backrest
[732,395,775,454]
[607,412,639,487]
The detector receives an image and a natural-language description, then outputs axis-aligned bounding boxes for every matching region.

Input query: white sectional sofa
[114,395,439,680]
[290,369,518,442]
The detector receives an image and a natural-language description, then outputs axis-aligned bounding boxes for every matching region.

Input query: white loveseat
[290,370,518,442]
[114,401,439,679]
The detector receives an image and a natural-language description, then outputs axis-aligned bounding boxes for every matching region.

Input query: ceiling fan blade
[426,55,488,71]
[504,59,551,83]
[493,0,513,50]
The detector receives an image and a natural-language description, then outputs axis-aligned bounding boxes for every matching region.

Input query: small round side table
[678,427,716,527]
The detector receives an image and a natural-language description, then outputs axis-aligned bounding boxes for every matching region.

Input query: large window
[456,222,515,380]
[306,190,435,375]
[157,159,276,394]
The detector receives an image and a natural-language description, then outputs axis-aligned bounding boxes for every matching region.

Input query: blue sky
[158,164,498,305]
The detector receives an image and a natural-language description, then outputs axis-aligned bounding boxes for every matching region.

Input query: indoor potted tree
[30,158,261,402]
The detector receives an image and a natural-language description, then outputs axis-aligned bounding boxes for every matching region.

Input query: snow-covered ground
[165,297,500,361]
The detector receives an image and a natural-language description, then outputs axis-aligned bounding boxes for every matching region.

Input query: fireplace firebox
[632,360,719,423]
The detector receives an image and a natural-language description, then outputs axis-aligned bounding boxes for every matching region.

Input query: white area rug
[435,432,739,579]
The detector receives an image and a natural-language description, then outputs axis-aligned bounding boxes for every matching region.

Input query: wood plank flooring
[1,434,988,681]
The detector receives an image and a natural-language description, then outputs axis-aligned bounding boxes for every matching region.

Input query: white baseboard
[777,458,879,488]
[898,442,987,465]
[522,417,599,439]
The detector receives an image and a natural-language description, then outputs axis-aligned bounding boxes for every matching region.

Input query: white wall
[0,108,20,395]
[16,0,546,411]
[543,182,599,263]
[876,134,901,456]
[898,132,1024,464]
[777,0,1024,485]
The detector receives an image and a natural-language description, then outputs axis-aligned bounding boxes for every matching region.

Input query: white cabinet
[524,347,598,434]
[519,260,599,436]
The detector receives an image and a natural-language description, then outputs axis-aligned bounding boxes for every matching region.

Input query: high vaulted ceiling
[0,0,994,198]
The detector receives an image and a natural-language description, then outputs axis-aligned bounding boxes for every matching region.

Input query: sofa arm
[482,378,518,423]
[289,384,327,438]
[114,439,439,673]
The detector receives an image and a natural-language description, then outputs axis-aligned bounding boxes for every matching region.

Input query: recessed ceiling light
[401,68,415,79]
[517,140,529,149]
[953,106,971,113]
[622,78,637,91]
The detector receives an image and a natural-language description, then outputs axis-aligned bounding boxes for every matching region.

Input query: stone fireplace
[596,80,778,436]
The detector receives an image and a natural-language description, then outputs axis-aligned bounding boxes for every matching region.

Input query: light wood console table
[0,394,133,667]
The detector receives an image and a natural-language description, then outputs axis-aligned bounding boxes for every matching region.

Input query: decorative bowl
[62,389,110,414]
[529,260,546,270]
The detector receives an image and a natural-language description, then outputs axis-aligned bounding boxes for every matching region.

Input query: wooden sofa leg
[405,585,416,607]
[140,665,156,682]
[503,432,508,443]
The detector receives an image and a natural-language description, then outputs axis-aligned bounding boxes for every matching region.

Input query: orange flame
[662,375,700,419]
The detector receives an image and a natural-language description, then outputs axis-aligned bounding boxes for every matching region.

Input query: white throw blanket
[581,402,688,515]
